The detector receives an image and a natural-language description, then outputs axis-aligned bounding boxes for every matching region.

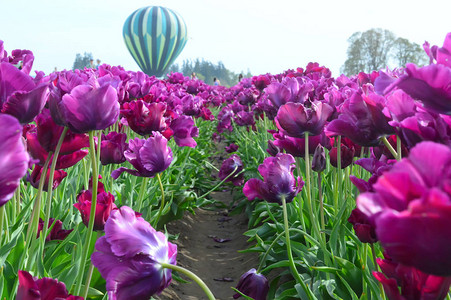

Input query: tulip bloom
[91,206,177,299]
[121,100,167,136]
[275,101,333,138]
[60,83,119,133]
[0,61,49,125]
[17,270,82,300]
[169,115,199,148]
[347,208,377,244]
[27,165,67,191]
[112,132,173,179]
[233,268,269,300]
[100,132,128,165]
[326,91,394,146]
[373,254,451,300]
[37,218,73,242]
[357,141,451,276]
[225,143,239,153]
[74,185,117,231]
[0,114,30,206]
[218,154,244,186]
[243,153,303,204]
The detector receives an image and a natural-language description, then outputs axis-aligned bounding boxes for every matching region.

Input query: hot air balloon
[123,6,188,77]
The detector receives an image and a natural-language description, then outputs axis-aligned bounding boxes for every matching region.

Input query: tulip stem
[396,135,402,161]
[198,166,243,200]
[160,263,215,300]
[304,133,323,251]
[136,177,149,212]
[75,131,100,295]
[153,173,165,227]
[380,136,399,161]
[281,196,315,300]
[43,127,68,240]
[318,172,326,244]
[82,253,96,299]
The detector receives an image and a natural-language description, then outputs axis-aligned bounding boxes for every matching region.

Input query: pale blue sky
[1,0,449,77]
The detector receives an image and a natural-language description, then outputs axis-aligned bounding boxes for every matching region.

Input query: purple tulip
[347,208,377,244]
[0,62,49,124]
[326,91,394,146]
[121,100,167,136]
[272,131,331,158]
[60,83,119,133]
[91,206,177,299]
[357,141,451,276]
[112,132,173,179]
[27,165,67,191]
[373,254,451,300]
[329,143,355,169]
[170,115,199,148]
[17,270,82,300]
[311,145,326,173]
[100,132,128,165]
[275,101,333,138]
[225,143,239,153]
[37,218,73,242]
[26,126,88,170]
[34,109,90,155]
[0,114,29,206]
[233,268,269,300]
[243,153,304,204]
[218,154,244,186]
[74,183,117,231]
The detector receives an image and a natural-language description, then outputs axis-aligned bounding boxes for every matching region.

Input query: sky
[1,0,449,78]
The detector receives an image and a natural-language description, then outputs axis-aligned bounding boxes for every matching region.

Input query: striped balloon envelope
[123,6,188,77]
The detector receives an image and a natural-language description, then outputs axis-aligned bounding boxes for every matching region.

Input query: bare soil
[156,191,258,300]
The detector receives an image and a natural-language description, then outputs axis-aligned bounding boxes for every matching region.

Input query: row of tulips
[213,33,451,299]
[1,31,450,300]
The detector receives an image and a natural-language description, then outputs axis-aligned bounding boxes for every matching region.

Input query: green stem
[82,257,96,299]
[318,172,326,244]
[334,136,342,213]
[75,131,100,295]
[380,136,399,161]
[396,135,402,161]
[43,127,68,240]
[198,166,243,199]
[136,177,149,212]
[281,196,314,300]
[160,263,215,300]
[153,173,166,228]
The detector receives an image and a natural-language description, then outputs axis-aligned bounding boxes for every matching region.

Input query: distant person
[213,77,220,86]
[238,73,243,82]
[89,59,95,69]
[96,59,101,69]
[191,72,197,79]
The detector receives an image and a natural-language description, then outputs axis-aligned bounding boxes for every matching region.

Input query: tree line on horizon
[72,28,426,82]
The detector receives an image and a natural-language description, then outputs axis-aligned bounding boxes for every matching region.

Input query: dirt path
[157,191,258,300]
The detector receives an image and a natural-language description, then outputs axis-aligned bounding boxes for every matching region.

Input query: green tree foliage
[341,28,428,76]
[72,52,93,70]
[167,58,252,87]
[393,37,428,67]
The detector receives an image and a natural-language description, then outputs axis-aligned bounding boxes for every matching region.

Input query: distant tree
[392,37,428,67]
[341,28,428,76]
[342,28,396,75]
[73,52,93,70]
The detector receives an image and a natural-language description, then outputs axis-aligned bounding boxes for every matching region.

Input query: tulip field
[1,32,451,300]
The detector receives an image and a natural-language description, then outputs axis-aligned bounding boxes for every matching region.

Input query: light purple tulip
[0,114,29,206]
[91,206,177,299]
[112,132,173,179]
[61,83,119,133]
